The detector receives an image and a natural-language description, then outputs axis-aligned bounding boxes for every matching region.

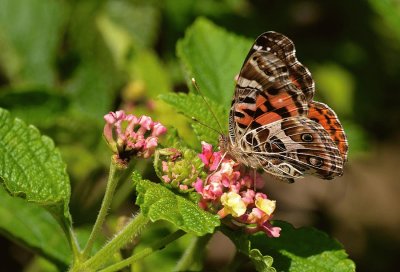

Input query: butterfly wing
[308,101,348,161]
[230,49,308,143]
[239,117,344,181]
[227,31,346,181]
[243,31,315,102]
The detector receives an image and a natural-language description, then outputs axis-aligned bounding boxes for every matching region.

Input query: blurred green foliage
[0,0,399,271]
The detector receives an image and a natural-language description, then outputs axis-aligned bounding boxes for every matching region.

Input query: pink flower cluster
[103,110,166,165]
[193,142,281,237]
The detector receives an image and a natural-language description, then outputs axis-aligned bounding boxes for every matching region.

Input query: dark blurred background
[0,0,399,271]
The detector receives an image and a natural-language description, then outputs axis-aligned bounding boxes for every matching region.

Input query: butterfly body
[220,31,348,182]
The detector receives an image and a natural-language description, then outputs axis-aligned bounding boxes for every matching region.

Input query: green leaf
[0,89,69,128]
[249,249,276,272]
[222,227,276,272]
[65,3,122,125]
[65,62,117,125]
[0,185,71,267]
[128,50,173,96]
[249,221,356,272]
[369,0,400,42]
[0,0,67,86]
[176,17,251,108]
[105,1,160,50]
[133,178,220,236]
[0,108,71,222]
[160,92,225,146]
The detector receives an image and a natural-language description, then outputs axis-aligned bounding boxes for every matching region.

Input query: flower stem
[99,229,186,272]
[174,233,212,271]
[82,160,124,259]
[81,213,150,271]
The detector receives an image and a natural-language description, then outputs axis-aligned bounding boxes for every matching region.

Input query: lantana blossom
[193,141,281,238]
[103,110,166,166]
[157,148,205,192]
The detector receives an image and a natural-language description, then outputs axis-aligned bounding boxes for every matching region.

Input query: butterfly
[219,31,348,183]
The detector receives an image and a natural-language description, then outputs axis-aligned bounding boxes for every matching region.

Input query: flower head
[103,110,166,167]
[193,142,281,237]
[157,147,205,193]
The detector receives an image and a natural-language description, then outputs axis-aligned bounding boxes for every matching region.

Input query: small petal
[152,122,167,136]
[255,197,276,216]
[162,161,169,172]
[104,110,126,124]
[220,192,246,217]
[198,153,209,166]
[138,115,153,130]
[201,141,213,155]
[144,137,158,149]
[202,180,223,200]
[162,175,171,183]
[103,124,115,145]
[104,112,117,124]
[261,222,281,238]
[209,152,222,171]
[220,160,234,175]
[193,178,204,193]
[246,207,265,224]
[241,189,255,205]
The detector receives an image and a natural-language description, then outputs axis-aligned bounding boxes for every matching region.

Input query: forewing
[244,31,315,102]
[230,50,308,144]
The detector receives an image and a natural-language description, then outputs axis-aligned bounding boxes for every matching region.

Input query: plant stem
[57,214,81,263]
[81,213,150,271]
[68,226,82,262]
[99,229,186,272]
[174,233,212,271]
[110,160,143,211]
[82,160,123,259]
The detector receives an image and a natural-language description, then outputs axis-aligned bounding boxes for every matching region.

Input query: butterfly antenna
[191,78,224,133]
[191,117,220,135]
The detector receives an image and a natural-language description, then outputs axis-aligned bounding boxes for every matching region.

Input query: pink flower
[138,115,153,131]
[241,189,255,205]
[198,141,221,171]
[194,142,280,238]
[152,122,167,136]
[103,110,166,166]
[260,222,281,238]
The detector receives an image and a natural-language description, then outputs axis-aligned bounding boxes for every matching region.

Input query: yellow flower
[255,197,276,216]
[221,192,246,217]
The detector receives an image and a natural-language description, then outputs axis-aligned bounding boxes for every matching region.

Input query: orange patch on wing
[235,113,253,126]
[256,95,267,107]
[255,112,282,125]
[308,102,348,161]
[255,94,269,112]
[269,93,295,109]
[259,104,268,112]
[286,104,302,116]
